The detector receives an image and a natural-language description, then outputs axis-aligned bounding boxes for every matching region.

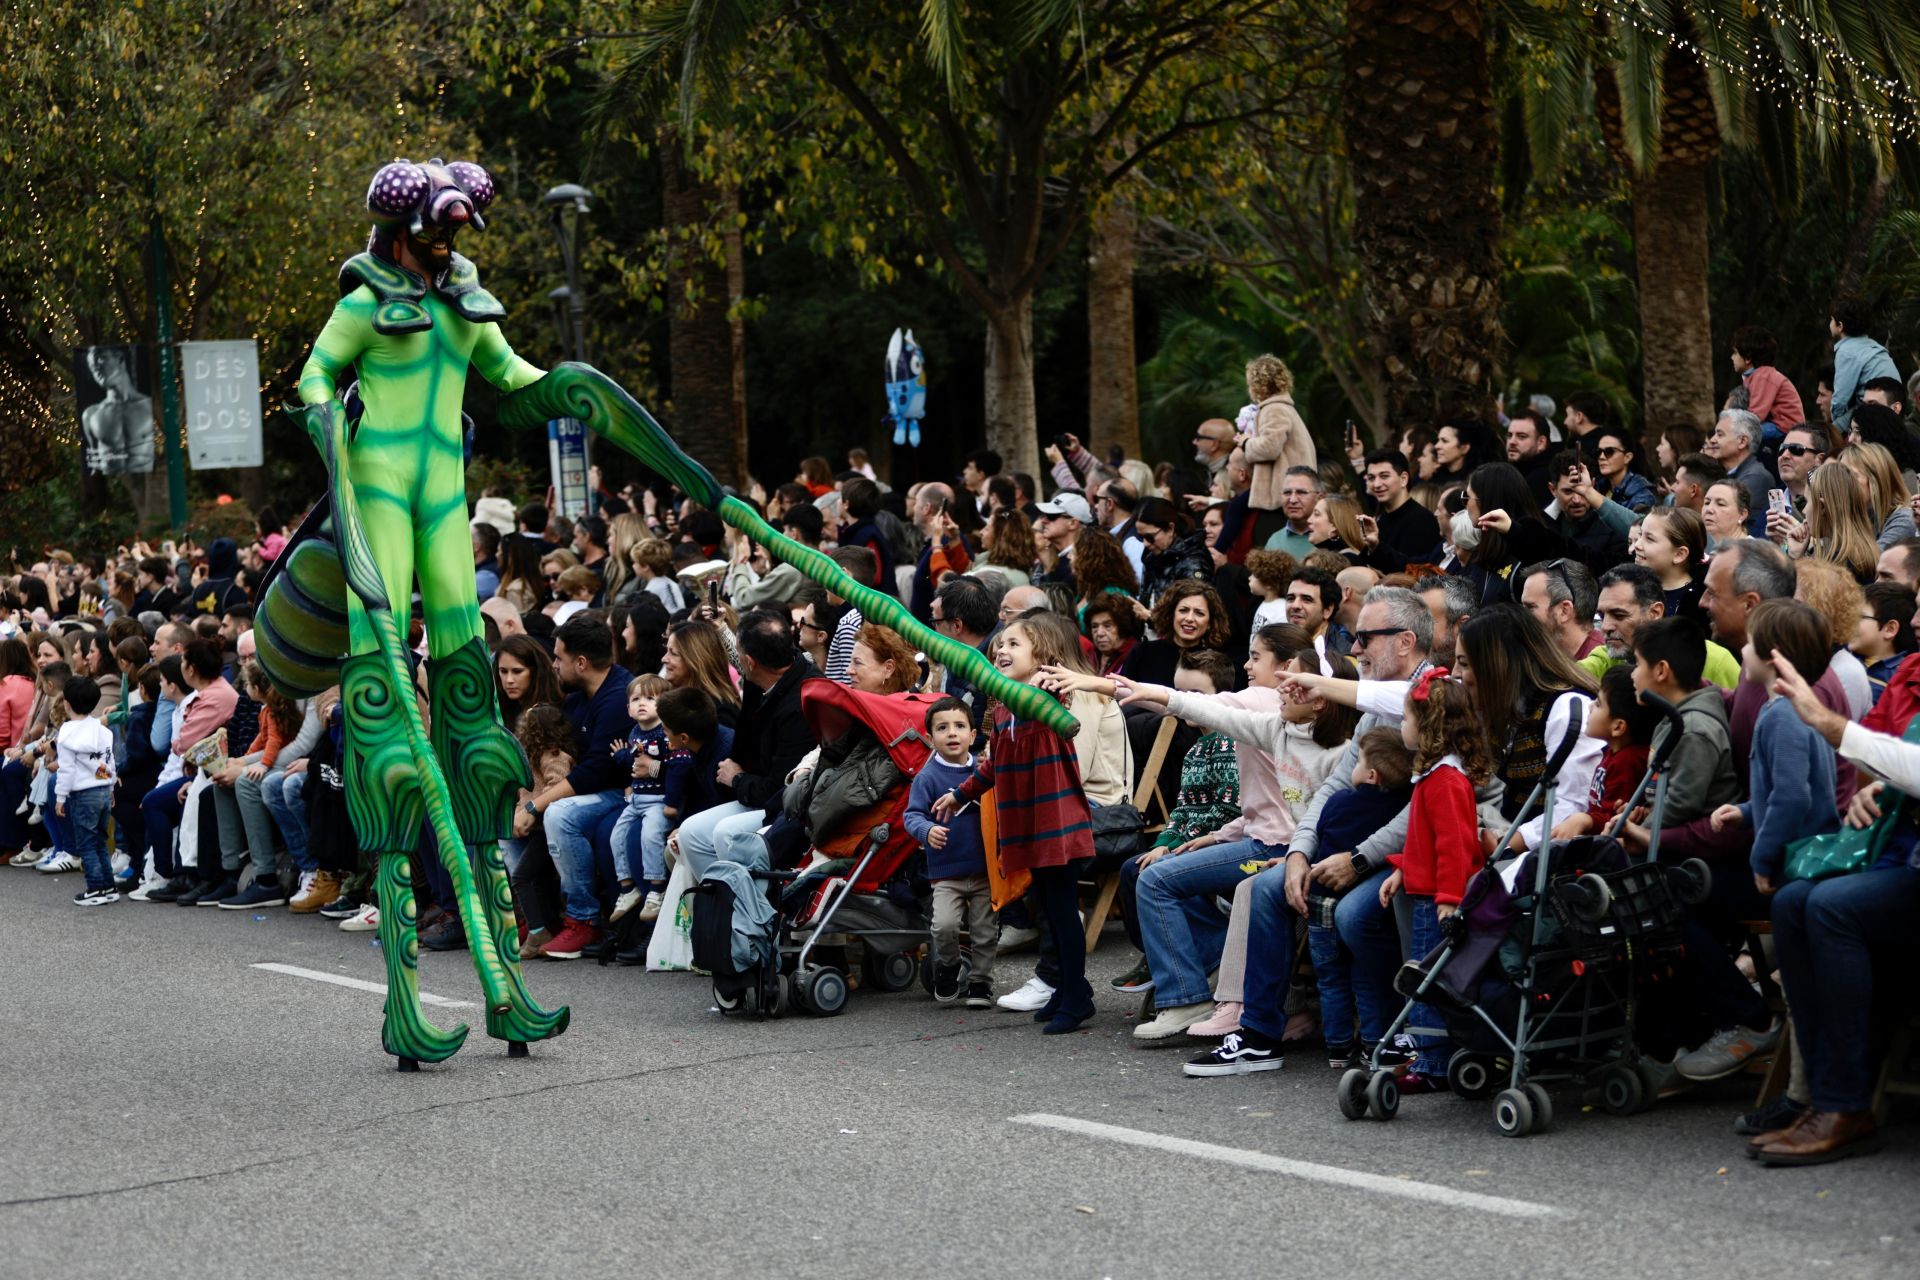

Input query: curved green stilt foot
[375,853,469,1064]
[495,362,1081,737]
[479,838,571,1044]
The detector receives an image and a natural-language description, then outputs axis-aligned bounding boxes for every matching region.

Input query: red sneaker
[539,916,602,960]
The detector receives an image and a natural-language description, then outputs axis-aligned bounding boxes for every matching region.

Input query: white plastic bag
[645,858,705,973]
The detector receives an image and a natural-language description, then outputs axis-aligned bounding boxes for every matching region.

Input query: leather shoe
[1746,1107,1814,1157]
[1756,1109,1882,1167]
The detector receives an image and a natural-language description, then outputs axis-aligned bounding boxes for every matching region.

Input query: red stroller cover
[798,681,937,881]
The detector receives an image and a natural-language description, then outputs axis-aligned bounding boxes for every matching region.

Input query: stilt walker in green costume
[257,156,1075,1070]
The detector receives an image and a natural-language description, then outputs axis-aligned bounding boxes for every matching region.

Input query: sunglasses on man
[1779,443,1825,458]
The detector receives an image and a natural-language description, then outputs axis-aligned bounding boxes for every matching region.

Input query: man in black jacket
[674,608,819,879]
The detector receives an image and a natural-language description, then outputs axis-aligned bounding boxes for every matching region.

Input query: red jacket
[1862,651,1920,739]
[1391,761,1482,906]
[0,675,33,752]
[956,704,1094,873]
[1742,365,1804,433]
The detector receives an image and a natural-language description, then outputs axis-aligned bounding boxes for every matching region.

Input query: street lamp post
[541,183,594,512]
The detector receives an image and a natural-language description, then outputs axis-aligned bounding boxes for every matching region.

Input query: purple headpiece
[365,157,495,235]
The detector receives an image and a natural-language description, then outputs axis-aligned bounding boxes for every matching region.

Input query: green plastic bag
[1781,715,1920,883]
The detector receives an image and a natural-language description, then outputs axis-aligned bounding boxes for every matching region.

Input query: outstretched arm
[471,323,545,394]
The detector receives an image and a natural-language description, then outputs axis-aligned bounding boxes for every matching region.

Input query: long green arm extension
[497,362,1079,737]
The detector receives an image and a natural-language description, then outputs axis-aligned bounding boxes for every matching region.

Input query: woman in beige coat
[1240,354,1316,545]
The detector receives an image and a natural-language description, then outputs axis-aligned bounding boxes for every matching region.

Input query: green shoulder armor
[336,251,504,333]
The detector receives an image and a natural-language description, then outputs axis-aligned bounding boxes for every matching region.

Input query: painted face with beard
[364,158,494,280]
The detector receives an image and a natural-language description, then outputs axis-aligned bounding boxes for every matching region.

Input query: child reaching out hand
[904,697,997,1008]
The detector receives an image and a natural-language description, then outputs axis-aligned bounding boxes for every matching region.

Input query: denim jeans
[1135,839,1271,1007]
[541,790,626,922]
[610,792,669,884]
[65,786,113,890]
[673,801,771,880]
[113,784,149,878]
[0,758,32,850]
[141,777,190,877]
[1406,896,1453,1075]
[263,768,310,872]
[1118,853,1147,952]
[1772,865,1920,1112]
[1235,865,1303,1041]
[1336,869,1402,1046]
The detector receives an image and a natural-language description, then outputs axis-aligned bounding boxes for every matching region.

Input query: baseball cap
[1033,493,1094,524]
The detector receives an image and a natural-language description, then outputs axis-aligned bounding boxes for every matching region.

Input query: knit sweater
[1739,696,1840,879]
[955,704,1094,872]
[1391,757,1483,906]
[1163,687,1345,845]
[1652,685,1741,825]
[1153,731,1241,849]
[904,755,987,880]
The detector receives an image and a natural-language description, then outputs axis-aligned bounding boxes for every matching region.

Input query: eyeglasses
[798,620,826,635]
[1594,446,1625,459]
[1780,443,1824,457]
[1351,626,1411,646]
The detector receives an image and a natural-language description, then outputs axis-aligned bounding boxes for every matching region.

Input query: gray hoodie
[1653,684,1741,825]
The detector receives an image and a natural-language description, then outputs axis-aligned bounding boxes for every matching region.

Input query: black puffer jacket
[1141,532,1213,606]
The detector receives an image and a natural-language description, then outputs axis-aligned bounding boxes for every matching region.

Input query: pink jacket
[0,675,32,751]
[1741,366,1804,433]
[173,678,238,758]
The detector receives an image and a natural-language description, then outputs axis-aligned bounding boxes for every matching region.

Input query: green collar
[337,251,506,334]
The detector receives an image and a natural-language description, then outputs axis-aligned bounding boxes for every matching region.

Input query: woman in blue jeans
[1754,651,1920,1166]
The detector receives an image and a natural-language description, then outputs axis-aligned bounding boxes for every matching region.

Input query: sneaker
[965,980,994,1009]
[147,876,196,903]
[1374,1033,1418,1069]
[339,904,380,932]
[997,925,1041,954]
[521,927,554,960]
[35,851,81,874]
[539,916,602,960]
[1183,1032,1283,1077]
[319,897,364,920]
[1736,1093,1810,1137]
[996,976,1056,1012]
[110,851,132,880]
[195,877,239,906]
[933,962,963,1003]
[73,886,121,907]
[8,849,39,867]
[638,890,664,923]
[1326,1041,1358,1069]
[1187,1001,1244,1038]
[609,886,644,923]
[174,878,225,907]
[1108,957,1155,994]
[218,879,288,910]
[422,916,468,951]
[291,870,342,914]
[26,803,41,825]
[1133,1000,1215,1041]
[126,874,167,903]
[1675,1020,1782,1082]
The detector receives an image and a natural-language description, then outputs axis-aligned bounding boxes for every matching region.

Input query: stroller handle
[868,822,892,847]
[1637,689,1687,770]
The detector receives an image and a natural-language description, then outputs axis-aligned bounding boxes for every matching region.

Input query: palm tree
[660,129,749,489]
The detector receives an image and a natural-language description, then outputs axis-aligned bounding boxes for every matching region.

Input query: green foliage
[465,453,543,508]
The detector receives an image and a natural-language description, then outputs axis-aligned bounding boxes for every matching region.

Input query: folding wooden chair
[1083,714,1178,952]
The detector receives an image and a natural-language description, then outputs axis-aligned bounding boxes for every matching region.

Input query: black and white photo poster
[74,344,157,476]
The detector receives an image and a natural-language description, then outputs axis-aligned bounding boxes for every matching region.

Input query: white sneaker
[638,890,664,923]
[26,804,42,826]
[996,977,1056,1012]
[609,886,644,922]
[997,926,1041,953]
[37,851,81,874]
[1133,1000,1215,1041]
[340,904,380,932]
[110,851,132,878]
[126,874,167,903]
[9,848,40,867]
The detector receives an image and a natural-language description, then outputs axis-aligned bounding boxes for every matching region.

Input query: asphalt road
[3,867,1915,1279]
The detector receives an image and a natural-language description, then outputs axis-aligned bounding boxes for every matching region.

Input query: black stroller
[1336,690,1712,1137]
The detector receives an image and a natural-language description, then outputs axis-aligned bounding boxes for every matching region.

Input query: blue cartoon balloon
[884,328,927,448]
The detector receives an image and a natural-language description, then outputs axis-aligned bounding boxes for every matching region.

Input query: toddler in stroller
[690,682,941,1017]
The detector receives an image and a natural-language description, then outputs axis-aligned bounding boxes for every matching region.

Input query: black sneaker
[1735,1094,1810,1136]
[318,898,363,920]
[1182,1032,1283,1077]
[195,877,239,906]
[1373,1033,1417,1069]
[1108,957,1155,994]
[422,917,469,951]
[148,876,196,903]
[964,980,994,1009]
[176,878,227,907]
[614,944,648,966]
[933,961,963,1003]
[218,879,288,910]
[1326,1040,1357,1069]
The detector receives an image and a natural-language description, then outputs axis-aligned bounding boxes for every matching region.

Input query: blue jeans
[610,792,669,885]
[1135,839,1270,1007]
[263,768,310,872]
[1772,866,1920,1112]
[64,787,113,890]
[541,790,626,922]
[1406,896,1453,1075]
[141,777,190,877]
[1329,869,1402,1046]
[674,801,771,880]
[1236,865,1302,1041]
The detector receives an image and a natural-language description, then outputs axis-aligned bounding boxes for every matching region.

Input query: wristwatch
[1348,852,1371,876]
[522,798,539,816]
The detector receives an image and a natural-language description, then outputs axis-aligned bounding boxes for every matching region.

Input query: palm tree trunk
[722,182,749,477]
[984,292,1039,480]
[1631,160,1716,431]
[661,134,746,490]
[1344,0,1502,425]
[1087,199,1141,462]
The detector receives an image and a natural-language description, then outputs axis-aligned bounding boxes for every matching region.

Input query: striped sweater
[955,703,1094,872]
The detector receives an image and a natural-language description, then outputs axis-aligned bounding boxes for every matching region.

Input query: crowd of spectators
[5,300,1918,1167]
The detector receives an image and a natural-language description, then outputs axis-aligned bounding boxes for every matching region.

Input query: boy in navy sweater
[904,697,996,1007]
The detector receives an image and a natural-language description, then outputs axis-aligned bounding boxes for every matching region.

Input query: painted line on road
[1009,1114,1561,1220]
[251,962,477,1009]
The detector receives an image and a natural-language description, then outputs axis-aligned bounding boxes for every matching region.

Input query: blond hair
[1793,557,1866,649]
[1838,441,1910,528]
[1245,353,1294,400]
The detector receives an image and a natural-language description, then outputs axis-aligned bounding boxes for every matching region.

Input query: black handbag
[1088,799,1147,872]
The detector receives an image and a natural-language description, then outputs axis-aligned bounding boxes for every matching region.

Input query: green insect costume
[259,157,1076,1070]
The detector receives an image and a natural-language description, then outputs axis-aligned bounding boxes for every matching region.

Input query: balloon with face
[884,328,927,448]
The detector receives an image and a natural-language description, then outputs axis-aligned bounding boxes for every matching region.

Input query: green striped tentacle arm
[496,362,1081,737]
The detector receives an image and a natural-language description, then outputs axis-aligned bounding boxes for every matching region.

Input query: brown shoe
[1746,1107,1814,1156]
[521,927,554,960]
[417,902,450,934]
[290,870,342,914]
[1756,1110,1883,1167]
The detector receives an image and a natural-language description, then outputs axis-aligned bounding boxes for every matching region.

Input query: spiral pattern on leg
[376,853,470,1063]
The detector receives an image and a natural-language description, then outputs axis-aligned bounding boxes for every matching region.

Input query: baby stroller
[1336,690,1712,1136]
[690,682,940,1018]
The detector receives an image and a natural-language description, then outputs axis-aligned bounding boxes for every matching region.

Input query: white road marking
[1010,1113,1561,1219]
[250,962,477,1009]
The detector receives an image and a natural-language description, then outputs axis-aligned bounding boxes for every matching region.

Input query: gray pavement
[2,867,1915,1279]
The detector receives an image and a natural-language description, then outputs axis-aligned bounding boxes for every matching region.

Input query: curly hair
[1245,353,1294,400]
[852,623,921,694]
[1405,675,1494,785]
[515,703,580,767]
[1072,525,1139,600]
[1793,558,1865,650]
[1244,548,1299,596]
[1149,580,1231,651]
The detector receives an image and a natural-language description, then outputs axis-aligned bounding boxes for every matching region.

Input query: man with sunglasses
[1773,425,1830,520]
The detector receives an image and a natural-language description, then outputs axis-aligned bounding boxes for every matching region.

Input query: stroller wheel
[1570,873,1613,922]
[802,967,848,1017]
[1599,1065,1645,1116]
[761,970,787,1018]
[865,949,918,994]
[1522,1082,1553,1133]
[1446,1050,1497,1100]
[1336,1068,1370,1120]
[1493,1088,1534,1138]
[1671,858,1713,906]
[712,981,742,1015]
[1364,1071,1399,1122]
